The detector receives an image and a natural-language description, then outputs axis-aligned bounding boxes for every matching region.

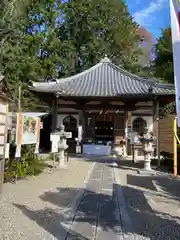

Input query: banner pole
[173,117,177,176]
[15,84,22,183]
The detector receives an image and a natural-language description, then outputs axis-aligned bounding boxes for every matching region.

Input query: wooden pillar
[128,111,132,155]
[52,96,58,132]
[153,98,160,167]
[92,115,95,143]
[84,111,88,139]
[124,111,128,156]
[79,110,87,138]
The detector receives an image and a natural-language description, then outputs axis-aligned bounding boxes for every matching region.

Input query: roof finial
[100,55,111,63]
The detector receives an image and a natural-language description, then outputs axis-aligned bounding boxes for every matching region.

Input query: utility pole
[15,83,22,182]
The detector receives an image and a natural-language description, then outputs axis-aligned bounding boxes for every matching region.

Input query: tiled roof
[30,57,175,97]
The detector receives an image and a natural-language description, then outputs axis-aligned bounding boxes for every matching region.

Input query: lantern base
[57,161,67,169]
[57,150,68,169]
[138,168,156,175]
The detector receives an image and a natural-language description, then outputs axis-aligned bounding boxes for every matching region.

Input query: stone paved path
[65,158,130,240]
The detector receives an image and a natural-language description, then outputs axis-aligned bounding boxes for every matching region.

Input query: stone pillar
[52,96,58,132]
[134,147,138,161]
[58,138,67,168]
[57,124,68,169]
[132,144,138,163]
[138,130,155,174]
[143,142,153,171]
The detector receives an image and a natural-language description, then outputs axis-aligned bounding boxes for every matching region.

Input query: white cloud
[133,0,167,25]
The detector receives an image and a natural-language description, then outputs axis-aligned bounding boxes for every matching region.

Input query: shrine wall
[57,114,79,127]
[56,111,154,136]
[131,116,153,131]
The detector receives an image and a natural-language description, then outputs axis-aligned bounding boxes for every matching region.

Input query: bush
[49,152,58,161]
[4,144,48,182]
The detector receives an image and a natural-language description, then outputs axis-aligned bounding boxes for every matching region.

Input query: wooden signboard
[0,102,8,194]
[50,133,60,153]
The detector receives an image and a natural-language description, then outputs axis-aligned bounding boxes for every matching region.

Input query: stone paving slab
[96,161,123,240]
[67,158,124,240]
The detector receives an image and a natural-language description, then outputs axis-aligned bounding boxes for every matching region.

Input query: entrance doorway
[63,115,78,153]
[39,114,52,152]
[95,115,114,144]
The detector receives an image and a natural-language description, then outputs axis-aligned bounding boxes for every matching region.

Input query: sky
[126,0,170,38]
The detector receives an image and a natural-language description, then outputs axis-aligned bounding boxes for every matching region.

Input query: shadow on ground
[127,173,180,201]
[81,155,115,164]
[116,157,173,174]
[116,158,144,170]
[13,183,180,239]
[14,186,120,240]
[116,158,180,200]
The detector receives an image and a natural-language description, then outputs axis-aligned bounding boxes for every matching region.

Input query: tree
[0,0,147,111]
[153,27,173,83]
[0,0,63,110]
[135,27,155,78]
[152,27,175,116]
[138,27,154,67]
[59,0,144,75]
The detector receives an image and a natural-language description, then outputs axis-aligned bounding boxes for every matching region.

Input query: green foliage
[4,144,48,182]
[0,0,148,112]
[152,27,175,116]
[0,0,59,110]
[49,152,58,161]
[160,102,176,117]
[153,28,174,84]
[59,0,144,75]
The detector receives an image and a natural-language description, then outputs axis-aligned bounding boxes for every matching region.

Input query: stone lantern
[58,124,69,168]
[139,127,155,173]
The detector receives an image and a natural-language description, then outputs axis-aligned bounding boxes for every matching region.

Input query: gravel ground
[0,157,92,240]
[116,158,180,240]
[2,155,180,240]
